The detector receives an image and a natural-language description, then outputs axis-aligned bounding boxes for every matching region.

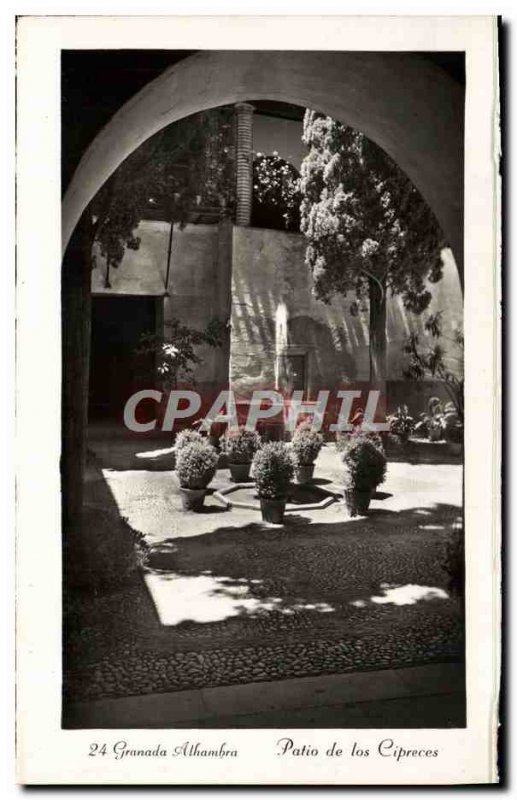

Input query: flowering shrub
[176,441,218,489]
[291,428,324,465]
[222,428,262,464]
[342,437,387,491]
[175,429,204,451]
[252,442,295,500]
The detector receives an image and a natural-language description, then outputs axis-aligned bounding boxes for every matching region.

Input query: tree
[91,107,235,276]
[300,111,445,382]
[62,107,235,537]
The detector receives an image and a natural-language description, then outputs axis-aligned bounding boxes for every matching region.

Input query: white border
[15,14,500,786]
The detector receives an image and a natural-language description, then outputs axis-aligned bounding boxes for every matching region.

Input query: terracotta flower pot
[179,487,207,512]
[294,463,315,484]
[260,498,287,524]
[344,488,372,517]
[228,462,251,483]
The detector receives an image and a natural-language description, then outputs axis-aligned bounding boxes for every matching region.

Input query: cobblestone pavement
[64,442,464,702]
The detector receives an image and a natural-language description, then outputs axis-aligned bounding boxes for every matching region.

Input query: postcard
[15,14,501,785]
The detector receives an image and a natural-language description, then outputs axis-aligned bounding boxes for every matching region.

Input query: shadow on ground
[63,457,464,717]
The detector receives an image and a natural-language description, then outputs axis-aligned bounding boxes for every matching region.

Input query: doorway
[89,295,161,419]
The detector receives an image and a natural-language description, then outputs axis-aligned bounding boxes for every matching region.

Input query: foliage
[88,107,236,273]
[387,405,415,440]
[176,441,218,489]
[222,428,262,464]
[402,311,464,423]
[174,429,204,451]
[299,111,444,379]
[342,437,387,491]
[137,317,225,389]
[252,152,301,232]
[252,442,295,499]
[291,428,324,465]
[65,507,147,591]
[300,111,444,309]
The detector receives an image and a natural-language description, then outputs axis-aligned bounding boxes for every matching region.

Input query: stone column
[234,102,255,226]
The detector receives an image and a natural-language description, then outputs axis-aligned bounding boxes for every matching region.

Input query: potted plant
[336,429,384,454]
[176,441,219,511]
[414,397,446,442]
[174,428,204,451]
[443,402,463,455]
[222,428,262,482]
[291,427,324,483]
[252,442,294,524]
[342,436,387,516]
[386,404,415,444]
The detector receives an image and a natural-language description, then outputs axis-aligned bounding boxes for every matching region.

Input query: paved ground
[64,662,465,729]
[63,433,464,724]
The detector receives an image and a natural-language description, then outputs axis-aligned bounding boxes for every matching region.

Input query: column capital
[234,102,255,115]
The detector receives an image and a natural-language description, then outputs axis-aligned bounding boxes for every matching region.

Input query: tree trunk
[61,213,94,542]
[368,275,387,383]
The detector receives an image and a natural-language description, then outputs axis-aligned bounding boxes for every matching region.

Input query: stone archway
[63,50,464,279]
[61,50,465,535]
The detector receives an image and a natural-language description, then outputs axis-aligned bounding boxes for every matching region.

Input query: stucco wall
[230,226,463,400]
[91,221,463,406]
[92,220,231,386]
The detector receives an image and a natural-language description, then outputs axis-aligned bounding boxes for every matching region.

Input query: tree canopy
[89,107,236,271]
[300,111,445,379]
[251,152,301,232]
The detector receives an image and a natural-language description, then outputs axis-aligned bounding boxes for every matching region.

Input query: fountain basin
[212,482,340,514]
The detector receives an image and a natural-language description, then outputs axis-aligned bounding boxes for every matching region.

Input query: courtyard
[63,430,464,728]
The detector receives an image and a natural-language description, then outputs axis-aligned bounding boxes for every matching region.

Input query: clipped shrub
[222,428,262,464]
[342,437,387,491]
[336,429,384,454]
[174,428,204,451]
[291,428,324,465]
[176,441,218,489]
[252,442,295,499]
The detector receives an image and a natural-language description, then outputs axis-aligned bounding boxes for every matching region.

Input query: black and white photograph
[14,13,500,785]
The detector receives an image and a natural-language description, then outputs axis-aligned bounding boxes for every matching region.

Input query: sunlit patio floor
[64,439,464,713]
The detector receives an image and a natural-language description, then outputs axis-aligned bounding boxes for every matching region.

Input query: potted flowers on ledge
[222,428,262,482]
[176,440,219,512]
[252,442,295,524]
[342,435,387,517]
[291,426,324,484]
[386,404,415,445]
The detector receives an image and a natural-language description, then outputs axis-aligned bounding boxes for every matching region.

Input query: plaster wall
[230,227,462,401]
[92,220,231,386]
[91,221,463,409]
